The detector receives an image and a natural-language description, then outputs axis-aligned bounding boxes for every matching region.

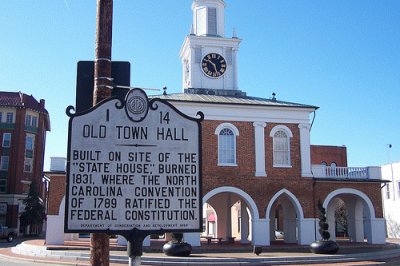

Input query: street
[0,236,400,265]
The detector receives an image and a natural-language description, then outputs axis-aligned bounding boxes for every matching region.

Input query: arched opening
[203,203,217,237]
[202,187,259,245]
[266,189,304,244]
[323,189,375,243]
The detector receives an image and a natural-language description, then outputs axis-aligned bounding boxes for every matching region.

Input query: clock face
[201,53,227,78]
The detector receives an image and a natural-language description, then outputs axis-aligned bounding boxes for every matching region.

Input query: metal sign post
[65,88,203,265]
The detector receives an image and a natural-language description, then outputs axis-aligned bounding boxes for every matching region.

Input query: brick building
[45,0,386,246]
[0,91,50,231]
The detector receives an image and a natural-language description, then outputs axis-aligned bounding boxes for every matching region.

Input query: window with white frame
[25,115,32,127]
[386,184,391,199]
[6,112,13,123]
[330,162,337,176]
[270,125,293,167]
[2,133,11,148]
[398,181,400,198]
[25,135,34,152]
[25,114,38,127]
[24,158,33,173]
[25,135,35,164]
[0,156,9,171]
[215,123,239,166]
[31,116,38,127]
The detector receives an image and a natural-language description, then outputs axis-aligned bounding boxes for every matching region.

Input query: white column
[326,208,336,241]
[268,206,275,242]
[369,218,386,244]
[184,232,200,246]
[284,218,297,243]
[252,218,270,246]
[298,218,318,245]
[240,203,250,243]
[298,123,313,177]
[354,199,365,242]
[346,201,357,242]
[253,122,267,177]
[232,48,239,90]
[226,194,232,238]
[45,215,65,245]
[189,45,196,88]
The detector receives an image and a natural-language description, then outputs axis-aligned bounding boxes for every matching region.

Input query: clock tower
[180,0,241,93]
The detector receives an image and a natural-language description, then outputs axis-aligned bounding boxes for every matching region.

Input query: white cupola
[180,0,241,93]
[192,0,225,37]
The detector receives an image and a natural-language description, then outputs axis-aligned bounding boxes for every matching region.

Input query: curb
[8,241,400,265]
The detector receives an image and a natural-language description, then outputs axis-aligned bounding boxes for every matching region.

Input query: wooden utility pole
[93,0,113,104]
[91,0,113,265]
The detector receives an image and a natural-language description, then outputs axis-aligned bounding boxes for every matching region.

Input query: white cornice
[169,101,312,124]
[180,35,241,58]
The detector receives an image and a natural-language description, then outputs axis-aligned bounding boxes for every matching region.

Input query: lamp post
[388,144,395,201]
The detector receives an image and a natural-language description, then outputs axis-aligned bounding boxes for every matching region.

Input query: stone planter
[162,242,192,257]
[310,240,339,254]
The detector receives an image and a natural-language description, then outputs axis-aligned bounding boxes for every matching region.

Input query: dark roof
[0,91,48,114]
[152,92,319,110]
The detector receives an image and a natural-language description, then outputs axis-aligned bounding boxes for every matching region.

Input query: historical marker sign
[65,89,203,234]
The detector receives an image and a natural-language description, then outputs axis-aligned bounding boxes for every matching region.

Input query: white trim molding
[253,121,267,177]
[298,123,313,177]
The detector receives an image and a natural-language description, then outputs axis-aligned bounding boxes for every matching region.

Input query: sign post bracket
[122,229,152,266]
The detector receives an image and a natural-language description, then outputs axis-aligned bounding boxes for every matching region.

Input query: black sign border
[64,89,204,236]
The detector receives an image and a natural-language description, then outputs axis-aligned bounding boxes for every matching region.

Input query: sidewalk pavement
[1,238,400,265]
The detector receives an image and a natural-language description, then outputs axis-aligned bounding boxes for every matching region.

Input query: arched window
[330,162,337,176]
[215,123,239,166]
[270,125,292,167]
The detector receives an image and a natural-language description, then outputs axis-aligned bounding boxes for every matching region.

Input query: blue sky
[0,0,399,170]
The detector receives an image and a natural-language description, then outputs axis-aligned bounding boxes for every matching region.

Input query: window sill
[273,164,292,168]
[218,163,237,167]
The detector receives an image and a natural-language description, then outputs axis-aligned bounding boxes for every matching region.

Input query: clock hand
[205,59,218,72]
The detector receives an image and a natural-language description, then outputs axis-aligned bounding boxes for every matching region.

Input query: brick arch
[214,123,240,136]
[203,186,259,220]
[265,188,304,219]
[322,188,376,218]
[269,125,293,138]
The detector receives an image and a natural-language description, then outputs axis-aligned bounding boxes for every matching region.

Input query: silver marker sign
[65,89,203,234]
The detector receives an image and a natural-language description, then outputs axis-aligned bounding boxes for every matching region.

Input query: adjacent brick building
[0,91,50,231]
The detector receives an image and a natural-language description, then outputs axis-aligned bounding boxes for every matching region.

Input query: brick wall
[200,120,383,219]
[311,145,348,167]
[314,181,383,218]
[47,174,66,215]
[46,119,383,222]
[201,120,311,217]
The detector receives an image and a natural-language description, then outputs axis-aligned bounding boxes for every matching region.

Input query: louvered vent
[208,8,217,35]
[226,48,232,65]
[195,47,202,63]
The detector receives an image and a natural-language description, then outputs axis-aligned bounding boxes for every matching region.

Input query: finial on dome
[232,27,237,39]
[190,24,195,35]
[272,92,277,102]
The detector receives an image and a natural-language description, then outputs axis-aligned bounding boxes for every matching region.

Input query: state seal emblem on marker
[125,89,149,122]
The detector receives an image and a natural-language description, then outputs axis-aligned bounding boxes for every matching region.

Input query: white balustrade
[311,165,381,180]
